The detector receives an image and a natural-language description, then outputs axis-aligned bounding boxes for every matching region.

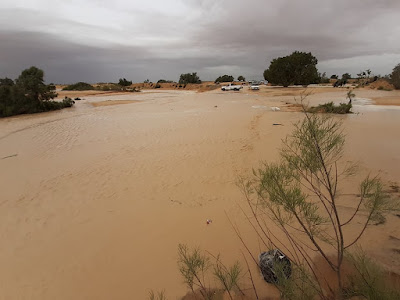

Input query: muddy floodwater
[1,88,400,299]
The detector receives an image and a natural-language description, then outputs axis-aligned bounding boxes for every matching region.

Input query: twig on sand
[1,154,18,160]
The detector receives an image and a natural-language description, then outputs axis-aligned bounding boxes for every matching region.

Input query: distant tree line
[0,66,74,118]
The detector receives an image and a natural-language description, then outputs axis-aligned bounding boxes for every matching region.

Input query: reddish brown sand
[0,87,399,299]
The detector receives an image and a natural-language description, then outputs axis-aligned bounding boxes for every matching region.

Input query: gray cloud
[1,0,400,82]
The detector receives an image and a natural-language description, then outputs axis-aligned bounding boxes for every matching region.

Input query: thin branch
[241,251,259,300]
[344,210,373,249]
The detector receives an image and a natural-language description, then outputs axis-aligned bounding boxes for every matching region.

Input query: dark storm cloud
[0,31,153,83]
[1,0,400,82]
[189,0,400,60]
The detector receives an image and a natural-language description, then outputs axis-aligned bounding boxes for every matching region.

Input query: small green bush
[377,86,393,91]
[308,102,352,114]
[118,78,132,87]
[62,82,94,91]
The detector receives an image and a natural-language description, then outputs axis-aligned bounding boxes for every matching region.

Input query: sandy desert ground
[0,86,400,299]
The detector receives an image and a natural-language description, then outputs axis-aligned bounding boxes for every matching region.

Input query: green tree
[118,78,132,87]
[15,66,57,103]
[263,51,319,87]
[1,67,73,118]
[240,109,398,298]
[237,75,246,82]
[0,77,14,87]
[215,75,234,83]
[341,73,352,80]
[179,72,201,84]
[390,63,400,89]
[330,75,338,79]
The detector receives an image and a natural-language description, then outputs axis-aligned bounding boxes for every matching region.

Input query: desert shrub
[378,86,393,91]
[157,79,173,83]
[344,251,400,300]
[239,108,399,298]
[213,259,243,299]
[118,78,132,86]
[62,82,94,91]
[308,102,352,114]
[342,73,352,80]
[215,75,234,83]
[178,244,212,299]
[39,97,74,111]
[318,72,330,84]
[177,244,243,300]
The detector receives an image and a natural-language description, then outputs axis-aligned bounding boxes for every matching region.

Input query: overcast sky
[1,0,400,83]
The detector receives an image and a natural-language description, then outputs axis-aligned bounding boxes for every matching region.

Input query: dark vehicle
[259,249,292,283]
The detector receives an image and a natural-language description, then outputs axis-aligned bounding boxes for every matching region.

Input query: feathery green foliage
[177,244,212,299]
[213,259,242,300]
[344,250,400,300]
[241,109,399,298]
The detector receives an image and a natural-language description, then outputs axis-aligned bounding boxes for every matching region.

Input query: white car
[221,84,243,91]
[250,85,260,90]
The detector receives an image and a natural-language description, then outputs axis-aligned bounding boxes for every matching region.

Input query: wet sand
[0,87,399,299]
[90,100,141,107]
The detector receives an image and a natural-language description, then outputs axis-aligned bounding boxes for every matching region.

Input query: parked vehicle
[250,85,259,90]
[221,83,243,91]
